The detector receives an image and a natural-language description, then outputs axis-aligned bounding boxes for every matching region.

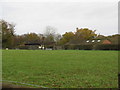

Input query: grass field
[2,50,118,88]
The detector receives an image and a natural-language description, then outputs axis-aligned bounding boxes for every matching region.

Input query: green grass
[2,50,118,88]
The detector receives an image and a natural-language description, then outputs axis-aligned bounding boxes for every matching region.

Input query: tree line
[0,20,119,49]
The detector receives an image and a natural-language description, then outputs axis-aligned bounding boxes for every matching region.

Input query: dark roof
[25,43,41,45]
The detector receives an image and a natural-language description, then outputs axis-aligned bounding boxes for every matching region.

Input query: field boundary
[1,80,47,88]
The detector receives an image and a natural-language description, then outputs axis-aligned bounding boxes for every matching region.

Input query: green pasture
[2,50,118,88]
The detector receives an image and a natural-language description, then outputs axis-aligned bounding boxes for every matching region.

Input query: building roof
[65,39,112,45]
[102,40,112,44]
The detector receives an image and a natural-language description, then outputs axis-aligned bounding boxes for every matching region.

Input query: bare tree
[54,33,61,42]
[44,26,57,44]
[44,26,56,37]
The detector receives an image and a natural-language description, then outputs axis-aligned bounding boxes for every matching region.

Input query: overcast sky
[0,0,118,36]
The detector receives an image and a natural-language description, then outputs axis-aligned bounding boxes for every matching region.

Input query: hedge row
[64,44,120,50]
[94,44,120,50]
[15,44,120,50]
[64,45,93,50]
[17,45,39,49]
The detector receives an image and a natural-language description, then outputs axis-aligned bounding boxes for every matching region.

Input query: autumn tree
[22,33,41,44]
[59,28,97,45]
[70,28,97,44]
[75,28,97,39]
[59,32,75,45]
[14,35,25,47]
[0,21,2,48]
[1,20,15,49]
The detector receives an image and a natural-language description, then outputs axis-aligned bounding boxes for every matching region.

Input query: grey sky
[0,0,118,36]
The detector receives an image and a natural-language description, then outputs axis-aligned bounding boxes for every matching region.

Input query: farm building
[64,38,119,50]
[17,42,56,50]
[17,43,42,50]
